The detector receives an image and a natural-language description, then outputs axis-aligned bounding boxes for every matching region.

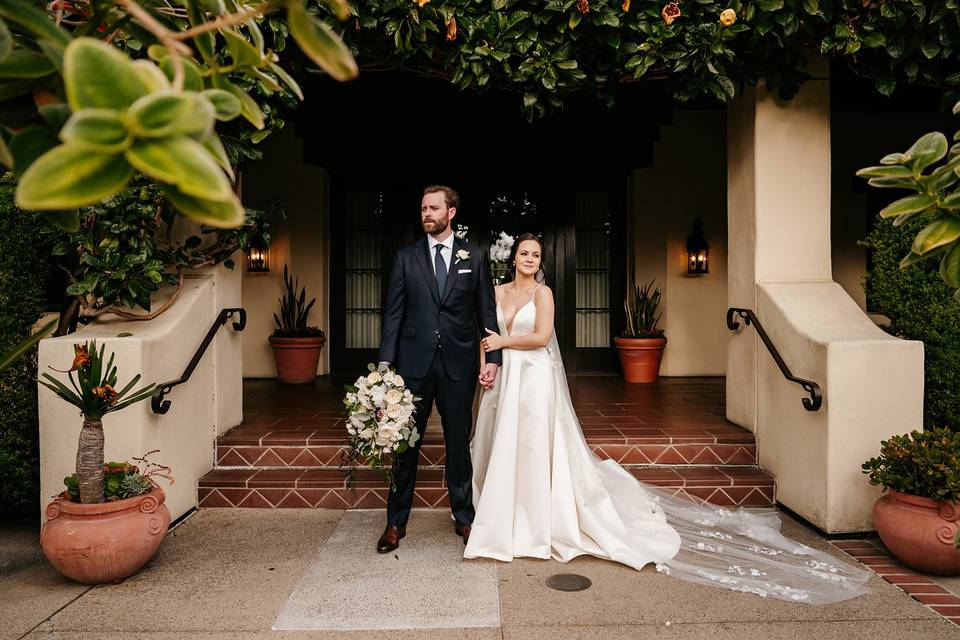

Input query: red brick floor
[832,539,960,627]
[199,376,775,509]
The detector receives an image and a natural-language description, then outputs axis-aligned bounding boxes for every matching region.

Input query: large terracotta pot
[269,335,326,384]
[40,485,170,584]
[872,489,960,576]
[614,336,667,383]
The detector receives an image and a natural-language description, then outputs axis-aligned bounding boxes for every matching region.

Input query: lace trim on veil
[544,331,871,605]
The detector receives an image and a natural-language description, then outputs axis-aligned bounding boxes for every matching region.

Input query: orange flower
[446,15,457,41]
[622,0,631,11]
[92,384,119,404]
[575,0,590,14]
[720,8,736,26]
[661,2,681,25]
[52,343,91,373]
[413,0,429,6]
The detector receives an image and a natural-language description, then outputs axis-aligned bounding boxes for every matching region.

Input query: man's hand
[478,362,499,390]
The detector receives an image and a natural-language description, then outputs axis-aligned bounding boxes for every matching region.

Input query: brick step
[197,465,775,510]
[216,423,758,469]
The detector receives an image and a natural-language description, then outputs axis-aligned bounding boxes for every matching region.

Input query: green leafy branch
[857,100,960,302]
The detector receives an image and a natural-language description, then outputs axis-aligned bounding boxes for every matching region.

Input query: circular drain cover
[545,573,592,592]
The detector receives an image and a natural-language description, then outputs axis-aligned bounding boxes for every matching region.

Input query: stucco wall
[631,110,729,376]
[38,265,243,523]
[725,72,925,533]
[241,127,331,378]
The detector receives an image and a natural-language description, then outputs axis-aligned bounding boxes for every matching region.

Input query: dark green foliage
[862,427,960,502]
[623,279,663,338]
[0,178,50,516]
[861,216,960,430]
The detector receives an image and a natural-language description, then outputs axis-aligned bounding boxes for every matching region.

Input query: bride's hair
[506,233,547,284]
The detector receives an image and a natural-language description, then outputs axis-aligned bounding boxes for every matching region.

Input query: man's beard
[423,216,449,235]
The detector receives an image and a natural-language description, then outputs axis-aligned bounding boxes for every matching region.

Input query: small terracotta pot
[614,336,667,383]
[40,485,171,584]
[872,489,960,576]
[269,335,326,384]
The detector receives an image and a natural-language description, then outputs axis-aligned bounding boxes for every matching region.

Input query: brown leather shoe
[377,524,405,554]
[454,522,472,545]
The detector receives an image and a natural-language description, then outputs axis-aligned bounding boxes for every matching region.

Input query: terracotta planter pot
[614,336,667,383]
[269,335,326,384]
[40,485,170,584]
[872,489,960,576]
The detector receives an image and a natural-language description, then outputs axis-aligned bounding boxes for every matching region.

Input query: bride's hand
[481,328,503,352]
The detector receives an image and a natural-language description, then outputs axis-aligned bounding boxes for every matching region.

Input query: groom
[376,185,501,553]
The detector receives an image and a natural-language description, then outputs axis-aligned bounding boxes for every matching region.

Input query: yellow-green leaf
[131,59,170,92]
[128,91,214,139]
[267,61,303,100]
[60,108,130,152]
[125,136,231,201]
[202,89,241,121]
[211,76,264,129]
[913,217,960,256]
[322,0,351,21]
[64,38,150,111]
[939,242,960,287]
[202,132,234,181]
[288,2,358,82]
[905,132,948,172]
[16,143,132,209]
[880,194,936,218]
[223,30,263,68]
[159,182,244,228]
[0,19,9,63]
[159,55,204,92]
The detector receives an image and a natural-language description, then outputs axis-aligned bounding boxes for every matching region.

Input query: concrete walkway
[1,509,957,639]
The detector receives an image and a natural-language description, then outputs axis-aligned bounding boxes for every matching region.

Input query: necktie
[434,244,447,296]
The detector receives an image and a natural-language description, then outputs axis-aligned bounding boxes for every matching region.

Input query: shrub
[862,428,960,503]
[0,179,51,517]
[860,217,960,430]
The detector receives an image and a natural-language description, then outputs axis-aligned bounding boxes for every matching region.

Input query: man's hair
[423,185,459,210]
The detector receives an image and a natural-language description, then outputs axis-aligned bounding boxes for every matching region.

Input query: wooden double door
[329,179,626,376]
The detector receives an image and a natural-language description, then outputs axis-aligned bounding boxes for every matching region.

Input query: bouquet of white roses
[489,231,515,263]
[341,363,421,489]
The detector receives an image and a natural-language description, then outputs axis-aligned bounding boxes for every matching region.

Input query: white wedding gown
[464,287,872,604]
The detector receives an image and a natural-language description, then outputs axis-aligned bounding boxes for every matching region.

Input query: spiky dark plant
[623,279,664,338]
[272,264,324,337]
[38,341,156,504]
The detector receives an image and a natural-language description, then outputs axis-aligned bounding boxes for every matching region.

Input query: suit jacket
[379,236,502,381]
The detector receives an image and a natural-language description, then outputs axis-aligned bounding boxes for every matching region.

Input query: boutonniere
[455,249,471,264]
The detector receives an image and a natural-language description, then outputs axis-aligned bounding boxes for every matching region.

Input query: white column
[725,63,925,533]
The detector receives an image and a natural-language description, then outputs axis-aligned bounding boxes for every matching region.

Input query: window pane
[345,192,382,348]
[575,192,611,348]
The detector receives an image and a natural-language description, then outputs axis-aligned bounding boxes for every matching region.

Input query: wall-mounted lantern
[246,236,270,273]
[686,218,709,275]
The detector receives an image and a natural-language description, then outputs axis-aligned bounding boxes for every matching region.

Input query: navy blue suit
[378,235,501,526]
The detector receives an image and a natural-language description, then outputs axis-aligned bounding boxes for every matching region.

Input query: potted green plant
[614,278,666,383]
[38,340,172,584]
[862,427,960,575]
[269,265,326,384]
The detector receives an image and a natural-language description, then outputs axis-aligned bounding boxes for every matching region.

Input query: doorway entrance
[329,178,626,375]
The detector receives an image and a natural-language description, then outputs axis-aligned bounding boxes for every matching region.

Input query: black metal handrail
[726,307,822,412]
[151,308,246,414]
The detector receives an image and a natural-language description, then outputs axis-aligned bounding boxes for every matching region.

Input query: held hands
[478,362,499,390]
[481,328,503,353]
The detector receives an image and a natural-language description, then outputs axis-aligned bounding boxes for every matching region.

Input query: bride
[464,233,871,605]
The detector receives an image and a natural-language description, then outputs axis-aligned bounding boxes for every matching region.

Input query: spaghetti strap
[530,284,543,302]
